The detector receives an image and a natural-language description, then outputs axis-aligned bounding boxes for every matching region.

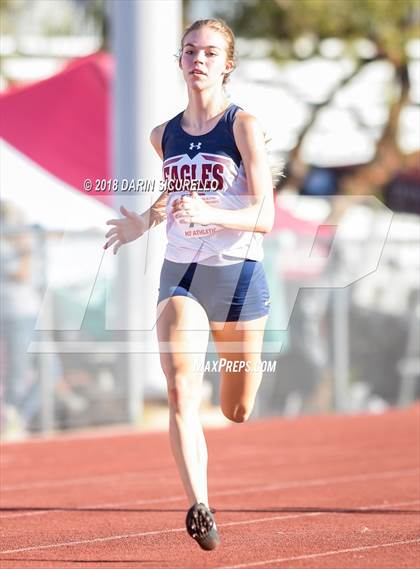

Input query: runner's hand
[172,192,216,226]
[103,205,147,255]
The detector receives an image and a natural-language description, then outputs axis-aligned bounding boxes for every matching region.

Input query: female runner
[104,18,275,551]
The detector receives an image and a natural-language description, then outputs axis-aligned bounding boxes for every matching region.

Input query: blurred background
[0,0,419,440]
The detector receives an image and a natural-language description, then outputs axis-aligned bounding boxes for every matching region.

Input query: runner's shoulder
[150,120,169,159]
[233,110,261,133]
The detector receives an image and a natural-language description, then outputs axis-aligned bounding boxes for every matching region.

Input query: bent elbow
[261,225,273,234]
[255,224,273,234]
[258,214,275,234]
[256,199,275,233]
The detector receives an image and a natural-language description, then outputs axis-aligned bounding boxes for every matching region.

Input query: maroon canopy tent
[0,51,114,207]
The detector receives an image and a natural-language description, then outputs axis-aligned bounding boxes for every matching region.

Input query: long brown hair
[179,18,236,84]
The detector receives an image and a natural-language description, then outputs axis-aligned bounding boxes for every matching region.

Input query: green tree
[227,0,418,65]
[222,0,419,173]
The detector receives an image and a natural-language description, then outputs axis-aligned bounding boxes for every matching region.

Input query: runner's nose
[194,51,205,64]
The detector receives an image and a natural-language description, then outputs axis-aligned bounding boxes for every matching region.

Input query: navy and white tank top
[161,103,264,265]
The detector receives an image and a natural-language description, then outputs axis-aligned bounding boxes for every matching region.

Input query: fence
[1,200,419,438]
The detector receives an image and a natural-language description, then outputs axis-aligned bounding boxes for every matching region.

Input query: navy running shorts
[157,258,271,322]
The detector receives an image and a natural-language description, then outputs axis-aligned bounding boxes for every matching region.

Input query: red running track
[0,405,419,568]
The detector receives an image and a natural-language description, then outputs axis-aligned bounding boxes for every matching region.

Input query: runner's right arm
[140,121,169,230]
[103,122,169,254]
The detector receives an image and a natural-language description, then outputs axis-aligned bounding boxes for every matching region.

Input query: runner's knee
[166,373,200,414]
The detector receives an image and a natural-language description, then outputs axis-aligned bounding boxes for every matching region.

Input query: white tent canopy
[0,140,115,231]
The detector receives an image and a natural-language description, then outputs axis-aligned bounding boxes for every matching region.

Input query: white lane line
[0,470,172,492]
[1,445,414,491]
[0,494,187,519]
[0,428,146,446]
[1,467,418,520]
[0,450,334,489]
[216,538,420,568]
[220,499,420,529]
[0,527,185,555]
[212,468,420,498]
[0,514,317,555]
[0,480,243,520]
[0,498,419,555]
[0,455,320,491]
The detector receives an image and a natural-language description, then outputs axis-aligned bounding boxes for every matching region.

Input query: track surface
[1,405,419,568]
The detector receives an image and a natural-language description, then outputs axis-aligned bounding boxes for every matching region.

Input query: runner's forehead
[184,42,222,49]
[182,28,227,50]
[183,43,222,50]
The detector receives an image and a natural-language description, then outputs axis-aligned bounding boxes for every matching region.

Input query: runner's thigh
[210,316,268,415]
[157,296,210,391]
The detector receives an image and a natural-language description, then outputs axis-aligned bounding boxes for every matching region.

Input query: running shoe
[185,503,220,550]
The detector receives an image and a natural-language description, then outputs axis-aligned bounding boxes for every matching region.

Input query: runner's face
[180,27,233,90]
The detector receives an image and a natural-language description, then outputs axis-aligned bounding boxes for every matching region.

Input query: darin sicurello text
[88,178,220,193]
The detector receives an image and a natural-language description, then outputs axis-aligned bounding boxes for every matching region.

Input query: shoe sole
[186,503,221,551]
